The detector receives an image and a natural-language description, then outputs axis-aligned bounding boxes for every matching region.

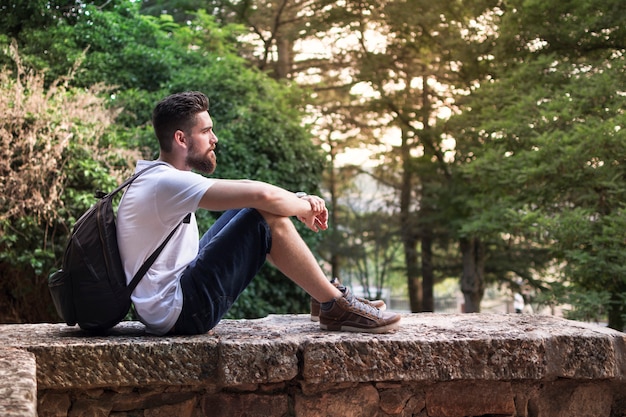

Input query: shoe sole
[311,303,386,322]
[319,321,400,334]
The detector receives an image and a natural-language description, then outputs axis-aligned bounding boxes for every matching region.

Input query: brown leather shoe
[319,287,400,334]
[310,278,386,322]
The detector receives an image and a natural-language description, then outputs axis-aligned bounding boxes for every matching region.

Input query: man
[117,91,400,336]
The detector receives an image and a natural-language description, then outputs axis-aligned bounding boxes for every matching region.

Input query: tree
[145,0,339,79]
[451,0,626,329]
[321,0,500,313]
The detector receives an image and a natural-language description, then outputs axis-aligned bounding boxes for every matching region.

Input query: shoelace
[341,287,382,318]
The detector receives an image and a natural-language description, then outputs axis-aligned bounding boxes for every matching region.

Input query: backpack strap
[127,217,185,293]
[106,162,168,198]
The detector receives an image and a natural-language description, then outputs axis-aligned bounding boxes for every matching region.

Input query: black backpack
[48,163,183,332]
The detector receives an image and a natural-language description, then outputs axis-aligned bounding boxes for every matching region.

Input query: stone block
[294,384,380,417]
[144,398,197,417]
[527,381,614,417]
[379,385,426,415]
[0,348,37,417]
[0,323,221,389]
[425,380,515,417]
[200,392,289,417]
[38,392,71,417]
[218,338,299,386]
[300,314,626,384]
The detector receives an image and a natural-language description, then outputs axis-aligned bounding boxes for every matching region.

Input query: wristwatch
[295,192,307,198]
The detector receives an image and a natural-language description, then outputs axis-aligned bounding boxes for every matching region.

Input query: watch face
[295,192,307,198]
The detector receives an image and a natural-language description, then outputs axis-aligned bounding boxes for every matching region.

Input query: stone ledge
[0,313,624,394]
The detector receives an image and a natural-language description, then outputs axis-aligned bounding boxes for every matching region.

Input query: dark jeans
[171,208,272,335]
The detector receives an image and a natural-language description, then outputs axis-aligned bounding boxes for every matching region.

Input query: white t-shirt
[117,160,215,335]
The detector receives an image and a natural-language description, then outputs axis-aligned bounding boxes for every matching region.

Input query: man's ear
[173,130,188,149]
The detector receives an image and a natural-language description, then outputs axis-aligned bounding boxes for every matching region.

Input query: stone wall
[0,313,625,417]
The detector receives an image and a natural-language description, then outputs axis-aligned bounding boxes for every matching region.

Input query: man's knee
[257,211,295,236]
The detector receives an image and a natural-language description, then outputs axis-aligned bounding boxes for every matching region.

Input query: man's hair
[152,91,209,152]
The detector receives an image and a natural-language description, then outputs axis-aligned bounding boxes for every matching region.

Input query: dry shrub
[0,40,138,225]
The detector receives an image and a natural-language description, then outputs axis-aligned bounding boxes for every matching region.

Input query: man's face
[185,111,218,174]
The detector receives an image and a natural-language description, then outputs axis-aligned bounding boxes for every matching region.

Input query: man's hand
[297,195,328,232]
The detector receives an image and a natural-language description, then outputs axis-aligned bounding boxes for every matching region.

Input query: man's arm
[198,179,328,232]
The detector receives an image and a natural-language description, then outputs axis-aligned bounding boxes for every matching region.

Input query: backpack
[48,163,182,332]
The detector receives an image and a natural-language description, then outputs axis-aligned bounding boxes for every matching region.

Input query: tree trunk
[327,144,341,280]
[608,291,625,332]
[399,127,422,312]
[421,229,434,312]
[460,237,485,313]
[404,235,422,312]
[275,36,292,79]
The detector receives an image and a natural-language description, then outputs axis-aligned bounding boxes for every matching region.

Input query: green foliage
[18,3,177,90]
[548,208,626,328]
[544,285,612,325]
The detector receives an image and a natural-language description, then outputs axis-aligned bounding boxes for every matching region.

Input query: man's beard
[186,139,217,174]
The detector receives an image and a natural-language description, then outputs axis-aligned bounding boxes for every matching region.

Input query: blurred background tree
[448,0,626,329]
